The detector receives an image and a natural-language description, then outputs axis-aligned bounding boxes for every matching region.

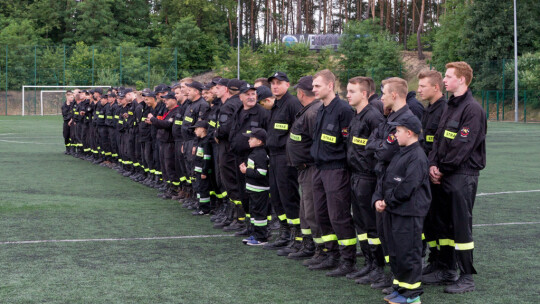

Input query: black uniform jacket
[181,97,210,142]
[172,100,188,142]
[310,95,354,170]
[151,102,167,141]
[245,146,270,193]
[138,102,153,142]
[206,99,221,138]
[428,89,486,175]
[150,105,181,143]
[267,91,303,155]
[229,104,270,156]
[373,141,431,217]
[369,94,385,116]
[215,95,243,142]
[420,96,447,155]
[286,99,322,167]
[406,91,425,121]
[347,103,385,175]
[367,104,415,175]
[193,136,213,175]
[61,102,72,121]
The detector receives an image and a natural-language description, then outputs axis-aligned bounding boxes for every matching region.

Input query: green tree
[63,0,117,46]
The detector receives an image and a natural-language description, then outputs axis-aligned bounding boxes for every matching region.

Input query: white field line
[476,189,540,196]
[0,234,234,245]
[473,221,540,227]
[0,139,60,145]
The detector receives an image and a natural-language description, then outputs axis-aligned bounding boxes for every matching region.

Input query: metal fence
[1,45,539,121]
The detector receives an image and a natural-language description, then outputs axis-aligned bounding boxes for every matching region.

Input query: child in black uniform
[373,115,431,304]
[239,128,270,246]
[191,120,214,215]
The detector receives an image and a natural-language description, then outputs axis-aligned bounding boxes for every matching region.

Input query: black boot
[263,223,291,250]
[326,260,357,277]
[346,249,373,279]
[303,245,327,266]
[223,205,246,232]
[277,225,302,256]
[444,274,475,294]
[356,265,385,285]
[308,253,340,271]
[288,236,316,260]
[213,202,235,229]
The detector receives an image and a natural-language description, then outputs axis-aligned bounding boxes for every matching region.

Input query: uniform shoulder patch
[460,127,470,137]
[341,127,349,137]
[387,133,396,144]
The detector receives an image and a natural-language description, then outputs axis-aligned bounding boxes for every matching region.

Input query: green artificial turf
[0,116,539,303]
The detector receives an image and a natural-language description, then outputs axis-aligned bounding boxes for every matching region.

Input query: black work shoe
[213,218,232,229]
[422,268,459,285]
[326,261,357,277]
[444,274,475,294]
[381,286,394,295]
[308,255,339,271]
[234,228,250,237]
[263,237,289,250]
[356,266,385,285]
[346,263,373,279]
[191,208,209,216]
[370,273,393,289]
[222,220,245,232]
[277,240,302,256]
[287,237,315,260]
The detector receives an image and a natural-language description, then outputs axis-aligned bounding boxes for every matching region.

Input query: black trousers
[98,126,110,158]
[249,191,270,242]
[210,142,225,199]
[63,121,70,148]
[159,141,177,184]
[153,138,161,177]
[133,133,142,168]
[383,212,424,298]
[298,165,320,241]
[351,172,385,267]
[195,173,213,212]
[183,139,196,186]
[437,173,478,275]
[174,141,186,186]
[218,140,240,204]
[234,153,249,214]
[312,168,357,263]
[79,123,88,151]
[423,183,443,263]
[269,153,300,224]
[141,140,154,173]
[70,123,78,149]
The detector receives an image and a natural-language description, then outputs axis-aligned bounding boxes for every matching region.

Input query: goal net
[21,85,111,116]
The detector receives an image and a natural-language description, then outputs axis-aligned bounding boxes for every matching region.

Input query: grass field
[0,116,539,304]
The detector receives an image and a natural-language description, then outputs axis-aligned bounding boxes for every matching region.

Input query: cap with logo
[268,71,290,83]
[216,78,230,87]
[239,82,256,94]
[186,81,204,92]
[228,79,245,91]
[162,91,177,100]
[190,120,209,129]
[242,127,267,144]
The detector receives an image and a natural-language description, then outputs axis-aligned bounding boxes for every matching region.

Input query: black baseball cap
[227,79,244,91]
[117,91,126,98]
[216,78,229,87]
[108,93,116,98]
[294,75,313,91]
[239,82,256,94]
[92,88,103,94]
[268,71,290,83]
[186,81,204,91]
[211,76,222,86]
[242,127,267,144]
[190,120,209,129]
[154,84,171,93]
[388,115,422,135]
[202,82,213,90]
[142,89,157,98]
[162,91,177,100]
[256,86,273,102]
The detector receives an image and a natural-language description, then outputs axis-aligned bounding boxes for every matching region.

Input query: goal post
[22,85,111,116]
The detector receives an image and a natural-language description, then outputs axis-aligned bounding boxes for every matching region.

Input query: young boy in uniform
[191,120,214,215]
[373,115,431,304]
[239,128,270,246]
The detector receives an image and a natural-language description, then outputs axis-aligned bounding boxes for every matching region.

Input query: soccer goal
[21,85,111,116]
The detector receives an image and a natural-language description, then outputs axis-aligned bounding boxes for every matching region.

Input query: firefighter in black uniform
[229,82,270,236]
[132,91,146,181]
[91,88,103,162]
[285,76,322,261]
[73,91,85,157]
[366,77,416,291]
[239,128,271,246]
[125,89,138,177]
[116,90,130,173]
[96,94,111,165]
[309,69,356,277]
[107,93,120,165]
[344,76,386,283]
[190,120,214,215]
[213,79,243,230]
[414,70,448,279]
[171,82,188,199]
[139,89,158,186]
[426,62,486,294]
[181,81,210,201]
[147,91,181,197]
[263,72,303,251]
[61,91,74,154]
[373,115,431,304]
[79,91,92,158]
